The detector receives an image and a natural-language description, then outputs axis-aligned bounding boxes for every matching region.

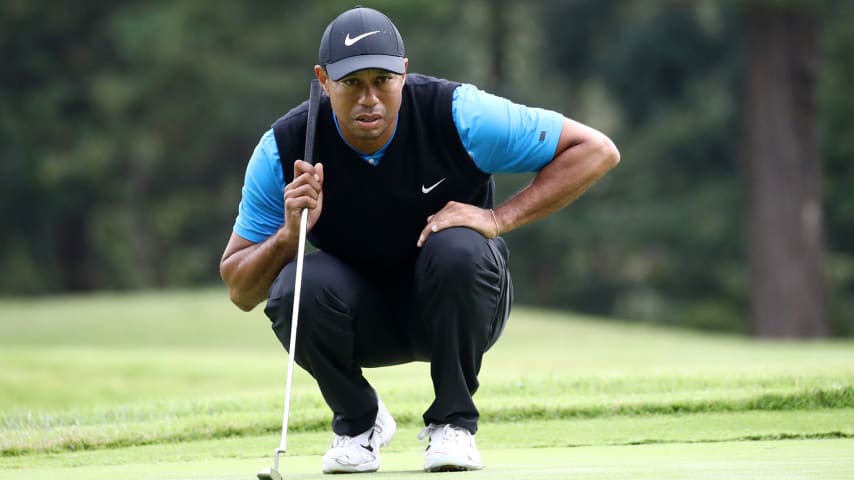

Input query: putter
[257,78,322,480]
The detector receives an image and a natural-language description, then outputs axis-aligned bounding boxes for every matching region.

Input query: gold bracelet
[490,208,500,238]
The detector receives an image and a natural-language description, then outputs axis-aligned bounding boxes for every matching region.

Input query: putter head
[256,467,282,480]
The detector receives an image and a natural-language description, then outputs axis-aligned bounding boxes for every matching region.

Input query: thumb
[314,162,324,183]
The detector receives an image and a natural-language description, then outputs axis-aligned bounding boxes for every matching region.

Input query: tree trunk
[487,0,508,94]
[745,5,827,337]
[58,212,94,291]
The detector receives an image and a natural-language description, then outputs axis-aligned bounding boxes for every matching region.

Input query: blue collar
[332,112,397,166]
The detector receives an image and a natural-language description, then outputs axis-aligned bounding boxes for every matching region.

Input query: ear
[314,65,329,92]
[399,58,408,86]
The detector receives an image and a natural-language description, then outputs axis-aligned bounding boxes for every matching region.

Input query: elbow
[598,134,620,171]
[235,302,257,313]
[229,288,259,312]
[221,265,259,312]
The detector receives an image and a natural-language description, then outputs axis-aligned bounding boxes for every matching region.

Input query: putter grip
[304,78,322,166]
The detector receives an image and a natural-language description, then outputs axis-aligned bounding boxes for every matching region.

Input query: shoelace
[417,424,466,447]
[374,417,387,437]
[330,434,357,448]
[441,424,466,444]
[417,425,435,442]
[330,429,374,449]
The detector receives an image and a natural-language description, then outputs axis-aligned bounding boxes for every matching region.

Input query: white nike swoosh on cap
[345,31,381,46]
[421,178,446,194]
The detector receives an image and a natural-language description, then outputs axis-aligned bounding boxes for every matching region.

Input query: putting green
[3,294,851,479]
[1,438,851,480]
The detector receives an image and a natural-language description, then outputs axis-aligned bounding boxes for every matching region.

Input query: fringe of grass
[483,385,854,421]
[613,431,854,447]
[2,386,852,456]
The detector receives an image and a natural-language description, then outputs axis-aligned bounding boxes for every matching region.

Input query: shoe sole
[426,464,482,473]
[322,461,380,474]
[424,456,483,473]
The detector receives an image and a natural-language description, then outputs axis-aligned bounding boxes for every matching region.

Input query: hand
[283,160,324,236]
[417,201,500,247]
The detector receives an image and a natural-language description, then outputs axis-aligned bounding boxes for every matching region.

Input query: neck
[334,113,398,155]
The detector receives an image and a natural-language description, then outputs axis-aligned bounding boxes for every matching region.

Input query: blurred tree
[744,2,827,337]
[1,0,852,336]
[0,0,474,292]
[533,0,851,336]
[536,0,747,331]
[820,1,854,336]
[0,0,122,291]
[486,0,509,95]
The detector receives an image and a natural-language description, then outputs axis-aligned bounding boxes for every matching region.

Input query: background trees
[744,3,826,336]
[2,0,851,336]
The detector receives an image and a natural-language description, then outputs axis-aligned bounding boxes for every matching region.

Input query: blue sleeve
[233,129,286,243]
[452,83,564,174]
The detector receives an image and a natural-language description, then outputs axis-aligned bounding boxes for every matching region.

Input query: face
[316,61,407,154]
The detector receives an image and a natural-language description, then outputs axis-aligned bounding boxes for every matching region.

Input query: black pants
[264,227,513,436]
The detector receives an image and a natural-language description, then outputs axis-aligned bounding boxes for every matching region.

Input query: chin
[355,126,387,140]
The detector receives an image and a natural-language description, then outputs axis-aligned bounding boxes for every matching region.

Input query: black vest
[272,74,494,280]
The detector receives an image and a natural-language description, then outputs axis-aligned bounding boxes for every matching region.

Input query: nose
[358,85,379,107]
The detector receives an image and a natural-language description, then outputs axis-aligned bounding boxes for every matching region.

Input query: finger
[293,160,321,183]
[293,159,314,173]
[287,171,322,193]
[284,183,320,201]
[285,196,317,212]
[426,202,456,223]
[285,174,320,194]
[314,162,324,183]
[418,204,455,247]
[417,218,451,247]
[295,159,323,182]
[416,223,432,248]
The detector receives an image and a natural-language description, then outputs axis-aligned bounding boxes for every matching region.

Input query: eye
[342,78,359,87]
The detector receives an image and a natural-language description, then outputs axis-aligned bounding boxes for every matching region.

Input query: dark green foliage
[531,1,748,331]
[819,2,854,336]
[1,0,852,334]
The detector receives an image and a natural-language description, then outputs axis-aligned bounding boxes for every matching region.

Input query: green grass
[1,288,853,478]
[1,439,852,480]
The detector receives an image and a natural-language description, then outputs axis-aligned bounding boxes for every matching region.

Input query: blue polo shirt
[234,83,564,243]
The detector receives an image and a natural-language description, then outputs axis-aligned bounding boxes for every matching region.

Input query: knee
[270,268,333,312]
[420,227,488,285]
[265,268,350,349]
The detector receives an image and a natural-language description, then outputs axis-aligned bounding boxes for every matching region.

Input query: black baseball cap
[319,6,406,81]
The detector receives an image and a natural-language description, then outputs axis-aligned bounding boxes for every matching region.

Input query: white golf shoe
[374,396,396,447]
[418,423,483,472]
[321,397,396,474]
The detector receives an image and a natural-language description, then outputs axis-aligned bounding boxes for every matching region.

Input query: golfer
[221,6,619,474]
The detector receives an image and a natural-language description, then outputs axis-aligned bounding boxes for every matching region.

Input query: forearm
[494,130,620,234]
[220,229,298,311]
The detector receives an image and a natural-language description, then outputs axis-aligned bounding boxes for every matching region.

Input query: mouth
[354,113,382,129]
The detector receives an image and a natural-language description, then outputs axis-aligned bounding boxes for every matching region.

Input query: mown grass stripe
[4,426,852,458]
[2,387,851,456]
[617,431,854,447]
[6,385,847,432]
[481,386,854,422]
